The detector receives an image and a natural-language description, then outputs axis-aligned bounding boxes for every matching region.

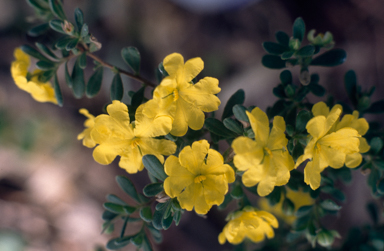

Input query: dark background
[0,0,383,250]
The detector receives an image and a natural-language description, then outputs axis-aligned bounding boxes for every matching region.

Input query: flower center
[194,175,206,183]
[264,147,273,157]
[130,138,140,149]
[173,89,179,101]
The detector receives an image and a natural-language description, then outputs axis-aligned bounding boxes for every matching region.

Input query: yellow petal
[139,138,176,158]
[232,136,264,171]
[218,232,226,245]
[312,101,329,116]
[202,175,227,205]
[247,108,270,146]
[273,151,294,185]
[178,183,211,214]
[163,53,184,78]
[179,140,209,173]
[242,166,264,187]
[257,158,277,197]
[267,116,287,150]
[345,152,362,168]
[134,104,173,137]
[359,137,370,153]
[92,140,128,165]
[257,211,279,228]
[319,128,360,154]
[303,158,322,190]
[306,116,326,139]
[164,155,194,196]
[205,149,235,183]
[179,77,221,112]
[319,144,346,168]
[119,147,145,173]
[183,57,204,83]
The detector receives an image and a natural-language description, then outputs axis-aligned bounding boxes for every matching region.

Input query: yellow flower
[295,103,361,190]
[232,107,294,196]
[312,102,370,168]
[90,100,176,174]
[163,140,235,215]
[77,108,96,148]
[218,208,278,245]
[142,53,221,136]
[258,188,314,225]
[11,48,57,104]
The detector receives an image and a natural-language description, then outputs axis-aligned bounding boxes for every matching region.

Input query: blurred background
[0,0,383,250]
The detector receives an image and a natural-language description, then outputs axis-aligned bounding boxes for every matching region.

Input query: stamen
[194,175,206,183]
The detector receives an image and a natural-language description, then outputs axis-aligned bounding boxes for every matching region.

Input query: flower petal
[312,101,329,116]
[134,104,173,137]
[345,152,362,168]
[179,140,209,173]
[267,116,287,150]
[319,128,360,154]
[247,108,270,146]
[232,136,264,171]
[183,57,204,83]
[119,147,145,173]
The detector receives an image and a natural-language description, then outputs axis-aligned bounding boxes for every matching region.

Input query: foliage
[11,2,384,251]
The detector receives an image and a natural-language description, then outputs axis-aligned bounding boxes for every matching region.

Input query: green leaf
[55,36,76,50]
[370,137,383,154]
[38,70,55,82]
[49,19,66,34]
[364,100,384,114]
[114,236,133,246]
[106,194,127,205]
[28,23,50,37]
[230,184,244,199]
[102,210,118,221]
[103,202,126,214]
[281,50,295,60]
[36,60,56,71]
[320,199,341,211]
[131,235,143,247]
[162,214,173,230]
[64,62,73,88]
[78,53,87,69]
[233,104,249,122]
[282,198,295,216]
[131,86,146,111]
[124,206,136,214]
[53,74,63,107]
[296,110,312,132]
[280,70,292,85]
[262,42,287,55]
[262,55,286,69]
[74,8,84,31]
[21,44,50,62]
[72,58,85,98]
[222,89,245,120]
[86,67,103,98]
[143,182,163,197]
[80,24,89,38]
[106,237,130,250]
[153,206,166,230]
[204,118,238,138]
[309,83,326,96]
[66,38,79,50]
[295,205,313,217]
[142,155,167,181]
[48,0,66,20]
[115,175,141,203]
[121,47,141,74]
[110,73,124,101]
[317,229,337,248]
[27,0,49,11]
[344,70,357,105]
[293,17,305,42]
[35,42,58,60]
[142,235,153,251]
[140,207,153,222]
[275,31,290,47]
[310,49,347,67]
[296,45,315,57]
[223,118,243,135]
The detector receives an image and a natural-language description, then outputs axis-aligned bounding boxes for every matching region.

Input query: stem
[86,52,157,88]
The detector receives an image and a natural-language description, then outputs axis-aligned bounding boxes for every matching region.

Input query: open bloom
[312,102,370,168]
[143,53,221,136]
[11,48,57,104]
[163,140,235,214]
[232,107,294,196]
[218,208,278,245]
[258,188,314,225]
[90,100,176,174]
[295,104,361,190]
[77,109,96,148]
